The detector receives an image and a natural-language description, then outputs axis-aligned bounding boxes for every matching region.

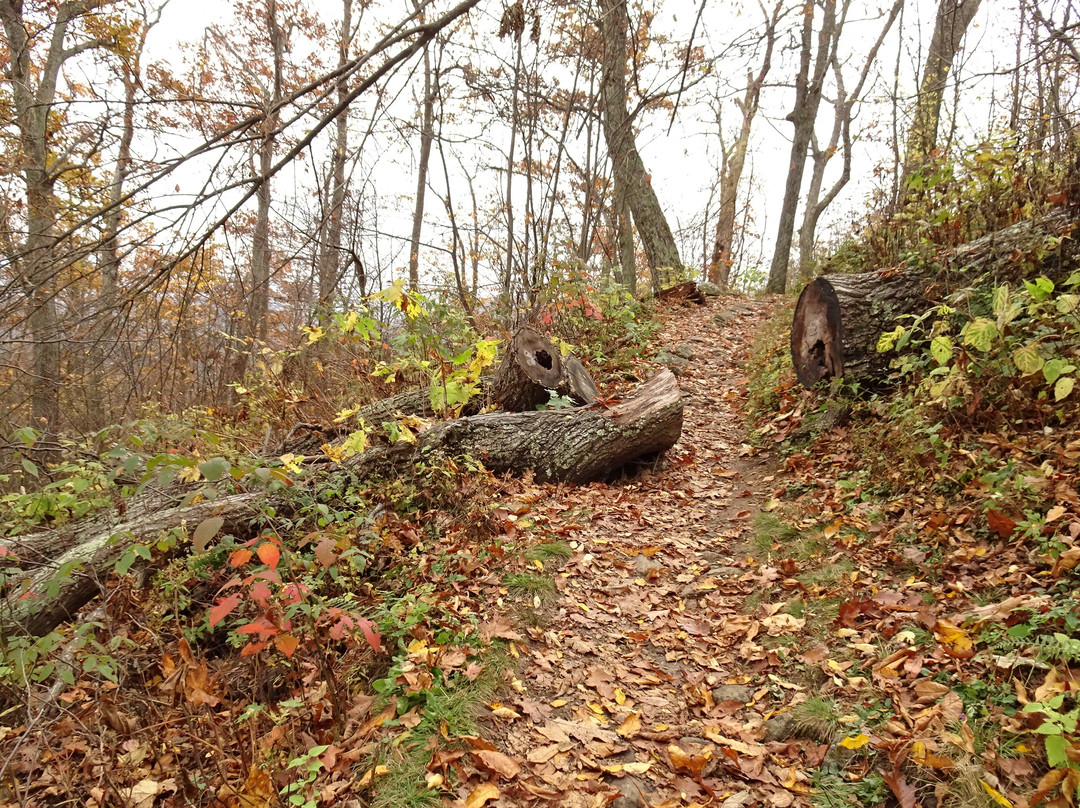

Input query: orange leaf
[986,509,1017,540]
[240,640,269,657]
[257,543,281,570]
[315,536,338,569]
[208,594,241,627]
[229,548,253,568]
[934,619,976,660]
[274,633,299,658]
[237,618,277,638]
[464,782,500,808]
[358,617,382,653]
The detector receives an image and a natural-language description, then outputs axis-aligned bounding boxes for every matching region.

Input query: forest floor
[451,297,809,808]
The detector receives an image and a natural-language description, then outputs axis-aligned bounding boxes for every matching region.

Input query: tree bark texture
[900,0,983,186]
[599,0,682,285]
[488,327,600,412]
[7,371,680,637]
[3,494,261,638]
[791,208,1080,387]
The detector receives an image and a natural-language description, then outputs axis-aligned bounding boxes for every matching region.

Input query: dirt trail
[471,298,802,808]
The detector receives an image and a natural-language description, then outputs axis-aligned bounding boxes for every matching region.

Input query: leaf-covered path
[458,297,805,808]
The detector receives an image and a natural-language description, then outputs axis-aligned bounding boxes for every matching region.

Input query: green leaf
[115,549,137,576]
[877,326,905,353]
[1055,376,1075,401]
[1064,271,1080,288]
[991,284,1009,315]
[192,516,225,553]
[1045,734,1068,768]
[961,318,997,352]
[1057,294,1079,315]
[198,457,230,483]
[20,458,39,478]
[930,336,953,366]
[1043,359,1076,385]
[1012,343,1044,375]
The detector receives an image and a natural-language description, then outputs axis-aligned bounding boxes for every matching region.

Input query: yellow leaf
[980,780,1013,807]
[614,688,626,705]
[617,712,642,739]
[839,734,870,750]
[934,619,976,659]
[550,699,567,708]
[464,782,500,808]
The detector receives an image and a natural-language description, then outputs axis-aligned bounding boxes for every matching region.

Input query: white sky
[139,0,1013,294]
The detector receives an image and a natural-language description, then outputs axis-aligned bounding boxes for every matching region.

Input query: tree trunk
[790,208,1079,387]
[488,327,600,412]
[8,372,680,637]
[765,0,837,295]
[709,1,780,287]
[900,0,983,187]
[317,0,353,313]
[598,0,681,288]
[408,16,435,291]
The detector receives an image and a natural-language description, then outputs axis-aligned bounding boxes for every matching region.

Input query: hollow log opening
[790,277,844,387]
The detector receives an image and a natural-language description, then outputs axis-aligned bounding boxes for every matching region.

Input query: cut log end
[658,281,707,306]
[791,277,843,387]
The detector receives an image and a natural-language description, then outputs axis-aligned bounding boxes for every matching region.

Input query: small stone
[670,343,695,359]
[698,281,722,297]
[634,554,662,576]
[763,712,798,741]
[714,311,739,326]
[698,551,729,565]
[712,685,754,704]
[707,566,743,579]
[656,351,690,374]
[611,775,656,808]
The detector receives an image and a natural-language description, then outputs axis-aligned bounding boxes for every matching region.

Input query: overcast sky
[141,0,1010,293]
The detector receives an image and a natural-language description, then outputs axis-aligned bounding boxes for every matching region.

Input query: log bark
[3,493,260,638]
[7,371,679,637]
[488,327,600,411]
[657,281,706,306]
[350,369,682,485]
[791,208,1080,387]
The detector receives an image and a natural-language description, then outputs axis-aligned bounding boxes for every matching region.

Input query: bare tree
[900,0,983,186]
[408,0,437,291]
[708,0,783,289]
[765,0,837,294]
[598,0,682,291]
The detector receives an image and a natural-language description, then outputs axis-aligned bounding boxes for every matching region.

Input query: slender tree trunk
[598,0,681,291]
[503,37,523,299]
[88,69,137,426]
[408,13,435,291]
[319,0,353,314]
[798,0,902,272]
[899,0,982,186]
[765,0,837,295]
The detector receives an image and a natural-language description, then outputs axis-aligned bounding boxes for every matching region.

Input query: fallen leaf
[934,619,976,659]
[472,749,520,780]
[616,712,642,739]
[464,782,500,808]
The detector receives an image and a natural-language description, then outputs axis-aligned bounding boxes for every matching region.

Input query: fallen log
[6,371,681,637]
[487,326,599,411]
[3,493,260,637]
[657,281,706,306]
[791,208,1080,388]
[351,369,682,485]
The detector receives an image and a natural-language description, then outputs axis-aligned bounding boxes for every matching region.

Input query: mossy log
[791,208,1080,387]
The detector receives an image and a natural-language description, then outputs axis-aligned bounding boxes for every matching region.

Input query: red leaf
[358,618,382,653]
[229,548,253,567]
[329,614,355,640]
[280,582,308,604]
[240,640,269,657]
[257,543,280,570]
[249,580,272,607]
[236,618,277,638]
[208,594,241,627]
[274,633,299,658]
[883,768,919,808]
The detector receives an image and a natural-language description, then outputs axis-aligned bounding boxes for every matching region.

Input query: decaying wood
[6,371,680,638]
[488,326,599,411]
[282,387,437,455]
[657,281,706,305]
[791,208,1080,387]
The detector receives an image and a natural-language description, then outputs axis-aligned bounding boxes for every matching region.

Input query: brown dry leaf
[985,509,1017,539]
[1052,546,1080,576]
[472,749,521,780]
[616,712,642,739]
[527,743,570,764]
[464,781,501,808]
[667,744,713,778]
